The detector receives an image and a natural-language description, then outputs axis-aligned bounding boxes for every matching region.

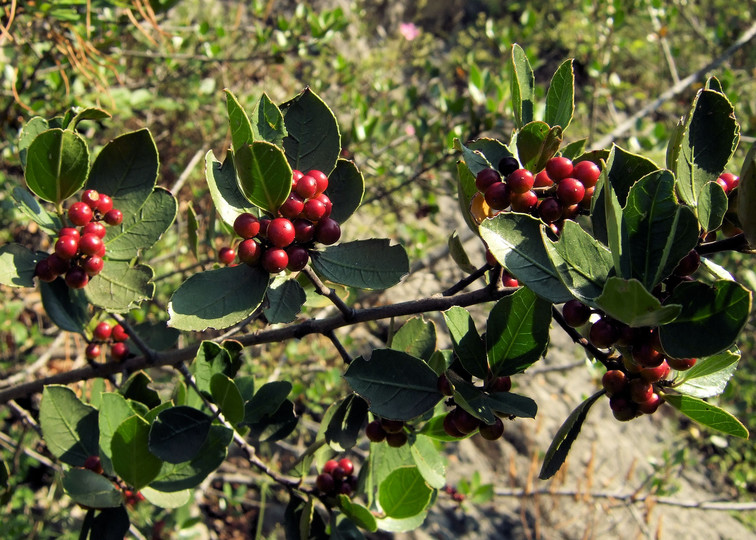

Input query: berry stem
[301,266,355,321]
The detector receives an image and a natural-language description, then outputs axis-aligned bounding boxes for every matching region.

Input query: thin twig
[301,266,355,320]
[443,263,491,296]
[112,313,157,363]
[325,330,352,365]
[170,148,205,197]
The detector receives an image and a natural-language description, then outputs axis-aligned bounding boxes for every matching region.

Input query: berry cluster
[217,169,341,273]
[474,155,601,235]
[440,374,510,440]
[443,484,466,503]
[82,454,144,505]
[364,418,409,447]
[85,321,130,362]
[34,190,123,289]
[315,458,357,497]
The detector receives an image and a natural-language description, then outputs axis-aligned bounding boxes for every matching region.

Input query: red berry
[581,186,595,209]
[81,190,100,210]
[562,204,580,220]
[286,246,309,271]
[556,177,586,205]
[85,343,101,360]
[443,413,465,438]
[293,218,315,243]
[261,248,288,273]
[59,227,80,240]
[485,249,497,267]
[478,417,504,440]
[338,458,354,476]
[103,209,123,226]
[308,170,329,195]
[97,194,114,214]
[562,299,591,327]
[303,199,327,221]
[488,376,512,393]
[112,324,128,342]
[47,253,70,275]
[316,193,333,218]
[316,473,335,493]
[510,190,538,213]
[667,357,697,371]
[589,318,619,349]
[55,235,79,260]
[233,213,261,239]
[546,157,573,181]
[506,168,535,194]
[110,342,129,361]
[35,259,57,282]
[484,182,511,210]
[81,222,107,239]
[323,459,339,475]
[718,172,739,192]
[83,455,103,474]
[629,379,654,403]
[637,393,663,415]
[475,168,501,193]
[534,170,554,188]
[82,256,104,276]
[314,218,341,245]
[632,342,664,368]
[68,202,93,226]
[640,360,670,383]
[572,161,601,188]
[601,370,627,397]
[450,407,480,435]
[218,247,236,265]
[93,322,112,341]
[279,193,305,219]
[292,170,304,184]
[268,218,296,248]
[386,431,408,448]
[610,397,637,421]
[238,239,261,265]
[65,267,89,289]
[295,175,318,199]
[365,420,387,442]
[538,197,563,223]
[79,234,104,257]
[501,272,519,288]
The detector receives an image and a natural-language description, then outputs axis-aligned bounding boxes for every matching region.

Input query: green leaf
[281,87,341,174]
[510,44,535,129]
[697,181,728,232]
[330,512,367,540]
[603,173,630,278]
[467,138,515,172]
[121,371,161,409]
[234,141,292,213]
[448,230,476,274]
[89,506,130,540]
[378,466,433,519]
[480,213,572,303]
[325,159,365,223]
[0,244,40,287]
[85,261,155,313]
[623,170,699,289]
[246,399,298,442]
[24,128,89,204]
[542,220,613,305]
[663,394,748,439]
[545,59,574,130]
[410,435,446,489]
[344,349,442,421]
[0,458,9,489]
[737,142,756,248]
[69,107,111,130]
[148,407,212,463]
[673,348,740,399]
[450,374,537,423]
[39,277,89,333]
[264,277,307,324]
[561,140,587,160]
[456,161,481,234]
[168,264,269,331]
[62,468,123,509]
[485,391,538,418]
[19,116,50,168]
[539,390,604,479]
[674,90,739,209]
[250,92,287,146]
[443,307,488,379]
[225,89,254,152]
[104,187,177,260]
[11,186,62,234]
[193,341,242,396]
[516,121,562,172]
[310,239,409,290]
[40,386,99,467]
[87,129,159,220]
[140,487,192,509]
[391,316,436,362]
[453,138,492,177]
[659,280,752,358]
[325,394,369,453]
[595,277,682,327]
[205,150,259,227]
[210,374,245,426]
[243,381,293,424]
[150,425,233,492]
[427,349,454,377]
[111,415,163,489]
[337,496,378,533]
[98,393,135,475]
[418,413,473,441]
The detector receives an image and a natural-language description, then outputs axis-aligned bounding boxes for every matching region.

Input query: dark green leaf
[225,89,254,151]
[148,406,212,463]
[193,341,242,396]
[325,395,369,453]
[561,140,587,160]
[337,496,378,533]
[378,466,433,519]
[11,186,61,234]
[98,393,135,475]
[663,394,748,439]
[69,107,111,129]
[545,59,574,130]
[344,349,442,421]
[595,277,682,327]
[243,381,293,424]
[448,230,476,274]
[85,261,155,313]
[330,512,366,540]
[264,277,307,324]
[453,138,492,177]
[251,92,287,146]
[111,415,163,489]
[325,159,364,223]
[602,173,630,278]
[310,239,409,290]
[673,348,740,398]
[443,306,487,379]
[246,399,298,442]
[39,278,89,333]
[129,320,179,351]
[427,349,454,376]
[205,150,259,227]
[456,161,481,234]
[89,505,130,540]
[539,390,604,479]
[391,316,436,362]
[510,44,535,129]
[697,181,728,232]
[25,128,89,204]
[467,138,515,172]
[0,244,40,287]
[40,386,99,467]
[479,213,572,303]
[281,87,341,174]
[63,468,122,509]
[18,116,50,168]
[659,280,752,358]
[486,391,538,419]
[168,264,269,331]
[737,142,756,248]
[210,374,245,425]
[121,371,161,409]
[235,141,292,213]
[516,121,562,172]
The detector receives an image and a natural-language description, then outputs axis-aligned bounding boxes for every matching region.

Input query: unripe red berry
[68,202,94,226]
[484,182,511,210]
[629,379,654,404]
[556,177,586,205]
[82,256,104,276]
[261,248,288,273]
[308,170,329,195]
[610,397,637,421]
[295,175,318,199]
[632,342,664,368]
[718,172,739,192]
[601,370,627,397]
[581,186,595,209]
[97,194,114,214]
[81,189,100,209]
[640,360,670,383]
[316,193,333,218]
[292,170,304,185]
[315,218,341,245]
[562,299,592,327]
[47,253,70,275]
[323,459,339,475]
[534,170,554,188]
[572,161,601,188]
[506,168,535,194]
[365,420,387,442]
[510,190,538,213]
[475,168,501,193]
[589,318,619,349]
[79,234,104,257]
[110,342,129,361]
[55,235,79,260]
[93,321,112,341]
[478,417,504,440]
[233,213,261,239]
[218,247,236,265]
[546,157,573,181]
[286,246,309,271]
[637,393,663,415]
[279,193,305,219]
[501,272,519,288]
[103,209,123,226]
[112,324,128,342]
[65,266,89,289]
[85,343,101,360]
[538,197,563,223]
[268,218,296,248]
[485,248,497,267]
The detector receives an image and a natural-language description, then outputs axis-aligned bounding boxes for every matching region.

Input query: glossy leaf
[454,138,492,177]
[391,316,436,362]
[18,116,50,168]
[111,415,163,490]
[243,381,292,424]
[250,92,287,146]
[443,306,488,379]
[480,213,572,303]
[168,264,269,331]
[467,138,515,171]
[25,128,89,204]
[595,277,682,327]
[234,141,292,214]
[325,394,368,452]
[0,244,39,287]
[205,150,258,227]
[209,374,244,426]
[63,468,122,509]
[310,239,409,290]
[344,349,442,421]
[11,186,61,234]
[545,59,574,130]
[510,44,535,129]
[451,375,537,423]
[85,261,155,313]
[121,371,161,409]
[69,107,111,129]
[539,390,604,479]
[39,278,89,333]
[281,87,341,174]
[378,466,433,520]
[663,394,748,439]
[673,348,740,399]
[324,159,365,223]
[456,161,481,234]
[98,393,135,475]
[148,406,212,463]
[225,89,254,151]
[264,277,307,324]
[40,386,99,467]
[516,121,562,172]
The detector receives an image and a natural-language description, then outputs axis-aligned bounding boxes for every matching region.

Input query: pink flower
[399,22,420,41]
